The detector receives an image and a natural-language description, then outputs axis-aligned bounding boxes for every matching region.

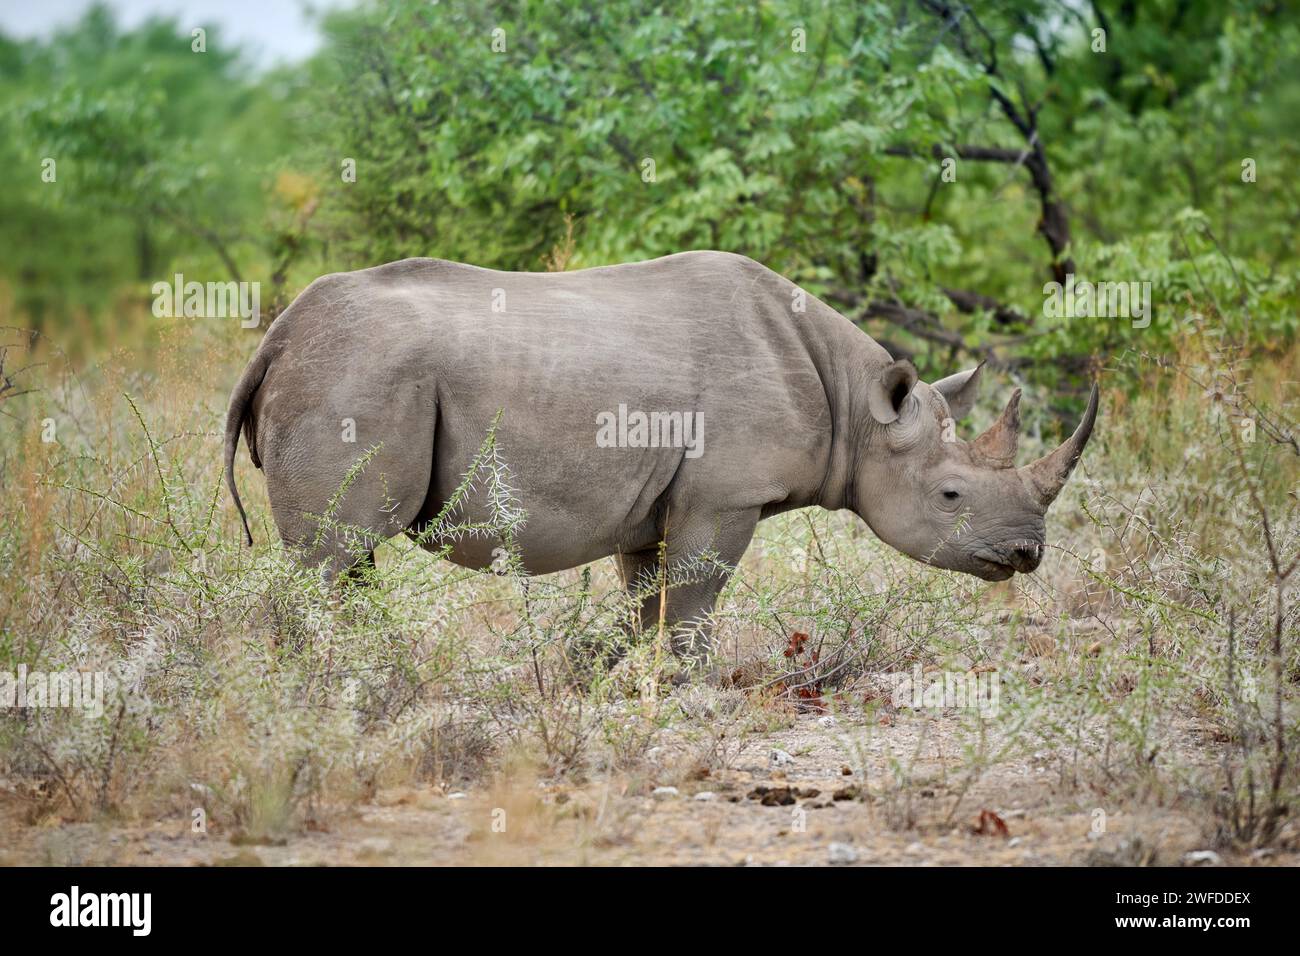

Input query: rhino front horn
[1025,383,1100,505]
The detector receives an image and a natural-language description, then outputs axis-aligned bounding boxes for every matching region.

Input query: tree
[310,0,1299,383]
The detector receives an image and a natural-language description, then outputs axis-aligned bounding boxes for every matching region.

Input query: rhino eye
[942,490,961,500]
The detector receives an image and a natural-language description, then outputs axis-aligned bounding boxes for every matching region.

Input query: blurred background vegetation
[1,0,1297,389]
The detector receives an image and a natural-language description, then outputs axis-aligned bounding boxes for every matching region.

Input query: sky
[0,0,356,66]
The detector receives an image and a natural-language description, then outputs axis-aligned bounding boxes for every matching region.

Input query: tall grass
[0,313,1295,856]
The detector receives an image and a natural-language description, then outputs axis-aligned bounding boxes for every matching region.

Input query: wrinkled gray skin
[225,251,1097,658]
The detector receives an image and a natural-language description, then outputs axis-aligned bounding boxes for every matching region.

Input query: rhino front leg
[619,508,759,667]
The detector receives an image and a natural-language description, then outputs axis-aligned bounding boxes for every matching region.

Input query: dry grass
[0,309,1296,864]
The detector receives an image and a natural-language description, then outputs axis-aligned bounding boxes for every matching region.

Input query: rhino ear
[867,359,919,424]
[931,362,984,420]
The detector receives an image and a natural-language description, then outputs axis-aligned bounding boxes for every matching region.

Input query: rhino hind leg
[260,404,437,583]
[268,471,430,583]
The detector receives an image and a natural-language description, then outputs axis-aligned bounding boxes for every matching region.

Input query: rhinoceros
[224,251,1097,655]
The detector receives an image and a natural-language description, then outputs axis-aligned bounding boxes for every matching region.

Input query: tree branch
[912,2,1077,283]
[940,286,1030,328]
[824,286,1012,369]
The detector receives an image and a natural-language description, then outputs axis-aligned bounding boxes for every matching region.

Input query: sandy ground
[3,707,1294,867]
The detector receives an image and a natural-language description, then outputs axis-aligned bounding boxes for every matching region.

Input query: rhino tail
[223,347,272,546]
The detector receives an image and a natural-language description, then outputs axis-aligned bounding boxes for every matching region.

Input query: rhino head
[856,360,1098,582]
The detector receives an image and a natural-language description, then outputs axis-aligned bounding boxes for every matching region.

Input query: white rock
[447,791,467,800]
[1184,850,1223,866]
[769,749,795,767]
[817,715,838,728]
[693,791,717,802]
[651,786,680,799]
[828,842,859,864]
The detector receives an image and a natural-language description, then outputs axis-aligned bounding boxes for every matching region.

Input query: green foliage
[1,0,1297,377]
[0,5,311,331]
[312,1,951,291]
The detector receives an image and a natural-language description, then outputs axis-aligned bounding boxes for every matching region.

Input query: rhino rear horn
[970,388,1021,466]
[1025,384,1100,505]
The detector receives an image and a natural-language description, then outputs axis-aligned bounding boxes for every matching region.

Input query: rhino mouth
[972,538,1045,579]
[974,558,1016,581]
[971,548,1025,581]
